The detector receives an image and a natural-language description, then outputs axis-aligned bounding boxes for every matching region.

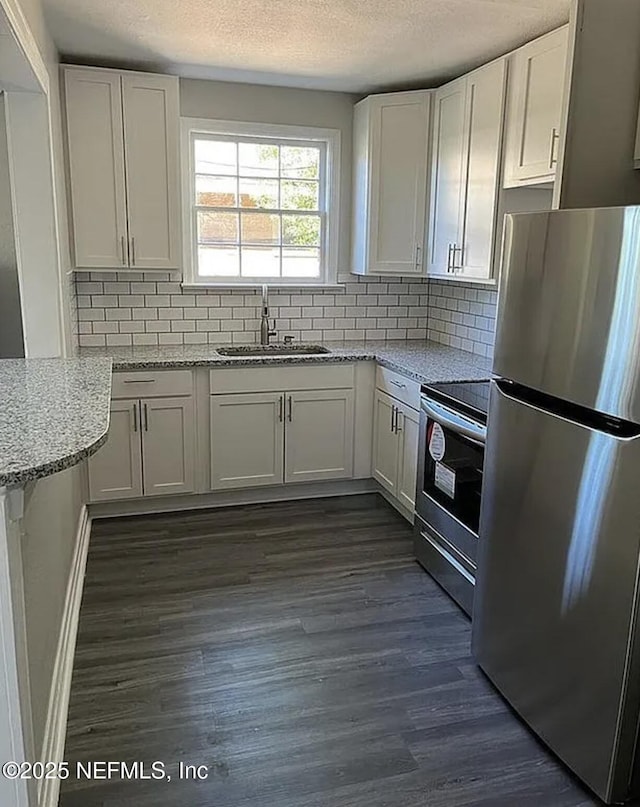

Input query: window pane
[282,215,321,247]
[241,212,280,245]
[195,140,237,175]
[239,143,279,177]
[239,178,279,209]
[282,248,320,278]
[197,211,238,244]
[241,246,281,277]
[196,175,237,207]
[198,246,239,277]
[281,146,320,178]
[281,180,319,211]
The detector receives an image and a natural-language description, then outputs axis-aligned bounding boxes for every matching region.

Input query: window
[182,119,340,286]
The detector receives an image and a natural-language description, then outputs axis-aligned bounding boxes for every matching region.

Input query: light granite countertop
[0,358,113,487]
[79,340,492,385]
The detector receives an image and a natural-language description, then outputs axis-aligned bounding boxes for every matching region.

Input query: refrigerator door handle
[421,397,486,446]
[495,380,640,440]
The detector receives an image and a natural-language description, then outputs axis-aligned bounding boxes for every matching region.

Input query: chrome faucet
[260,285,277,346]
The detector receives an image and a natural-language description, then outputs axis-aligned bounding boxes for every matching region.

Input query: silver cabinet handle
[278,395,284,423]
[452,244,464,272]
[390,404,396,433]
[415,243,422,270]
[143,402,149,432]
[130,236,136,266]
[447,243,453,273]
[396,410,404,433]
[132,402,138,432]
[287,395,293,422]
[123,378,155,384]
[389,379,406,389]
[549,127,560,168]
[121,236,127,266]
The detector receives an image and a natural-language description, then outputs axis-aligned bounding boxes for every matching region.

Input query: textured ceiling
[42,0,571,93]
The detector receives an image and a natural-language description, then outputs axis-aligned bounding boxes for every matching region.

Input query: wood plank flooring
[60,494,601,807]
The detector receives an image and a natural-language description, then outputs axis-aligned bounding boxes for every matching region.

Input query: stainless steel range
[414,380,489,616]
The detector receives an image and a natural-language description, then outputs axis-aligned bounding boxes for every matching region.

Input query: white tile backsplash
[74,272,499,355]
[75,273,431,347]
[426,280,498,359]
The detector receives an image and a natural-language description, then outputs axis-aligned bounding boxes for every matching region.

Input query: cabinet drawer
[210,364,355,394]
[112,369,193,399]
[376,366,420,410]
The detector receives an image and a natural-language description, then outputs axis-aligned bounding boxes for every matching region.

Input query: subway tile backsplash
[426,280,498,359]
[75,273,431,348]
[74,272,498,356]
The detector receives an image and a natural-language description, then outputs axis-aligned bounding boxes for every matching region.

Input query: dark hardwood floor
[60,494,600,807]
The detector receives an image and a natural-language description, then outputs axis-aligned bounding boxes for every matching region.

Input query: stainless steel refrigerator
[472,206,640,804]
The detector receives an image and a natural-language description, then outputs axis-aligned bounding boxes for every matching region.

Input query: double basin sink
[216,344,330,358]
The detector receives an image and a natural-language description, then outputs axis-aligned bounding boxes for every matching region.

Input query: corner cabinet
[63,66,181,271]
[352,91,432,276]
[428,58,507,282]
[503,27,569,188]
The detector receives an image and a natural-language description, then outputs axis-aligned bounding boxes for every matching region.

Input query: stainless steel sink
[216,344,330,357]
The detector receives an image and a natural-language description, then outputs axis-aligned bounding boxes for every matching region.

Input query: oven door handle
[421,397,487,446]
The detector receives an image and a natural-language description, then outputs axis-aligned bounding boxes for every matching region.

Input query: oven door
[416,396,486,559]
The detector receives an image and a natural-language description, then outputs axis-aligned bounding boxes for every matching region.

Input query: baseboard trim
[38,505,91,807]
[377,486,415,525]
[88,478,378,519]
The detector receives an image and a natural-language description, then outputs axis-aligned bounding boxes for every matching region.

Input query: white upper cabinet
[63,70,128,269]
[428,59,507,282]
[121,74,180,270]
[352,91,432,276]
[428,78,467,279]
[503,26,569,188]
[64,66,180,270]
[460,60,508,279]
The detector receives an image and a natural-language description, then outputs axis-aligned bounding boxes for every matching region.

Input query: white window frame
[181,117,341,288]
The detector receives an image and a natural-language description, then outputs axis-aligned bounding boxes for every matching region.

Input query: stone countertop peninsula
[0,357,113,487]
[78,340,492,385]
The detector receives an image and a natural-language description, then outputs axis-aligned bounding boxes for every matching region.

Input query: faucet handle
[283,335,295,345]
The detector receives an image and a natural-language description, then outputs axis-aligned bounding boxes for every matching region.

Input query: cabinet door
[210,393,284,490]
[458,59,507,281]
[372,390,399,495]
[64,69,128,269]
[121,74,180,270]
[88,400,142,501]
[284,389,354,484]
[504,27,568,186]
[428,78,468,277]
[367,92,431,275]
[395,402,420,513]
[141,396,195,497]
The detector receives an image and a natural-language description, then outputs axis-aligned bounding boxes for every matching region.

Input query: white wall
[180,78,356,273]
[1,0,85,763]
[0,93,24,357]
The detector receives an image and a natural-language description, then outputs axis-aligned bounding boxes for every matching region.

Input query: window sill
[181,282,347,291]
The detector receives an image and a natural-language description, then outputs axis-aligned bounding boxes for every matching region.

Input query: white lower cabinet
[210,393,284,490]
[140,397,196,496]
[285,389,354,483]
[210,387,355,491]
[88,395,195,501]
[396,404,420,512]
[373,391,399,495]
[88,399,143,501]
[373,389,420,515]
